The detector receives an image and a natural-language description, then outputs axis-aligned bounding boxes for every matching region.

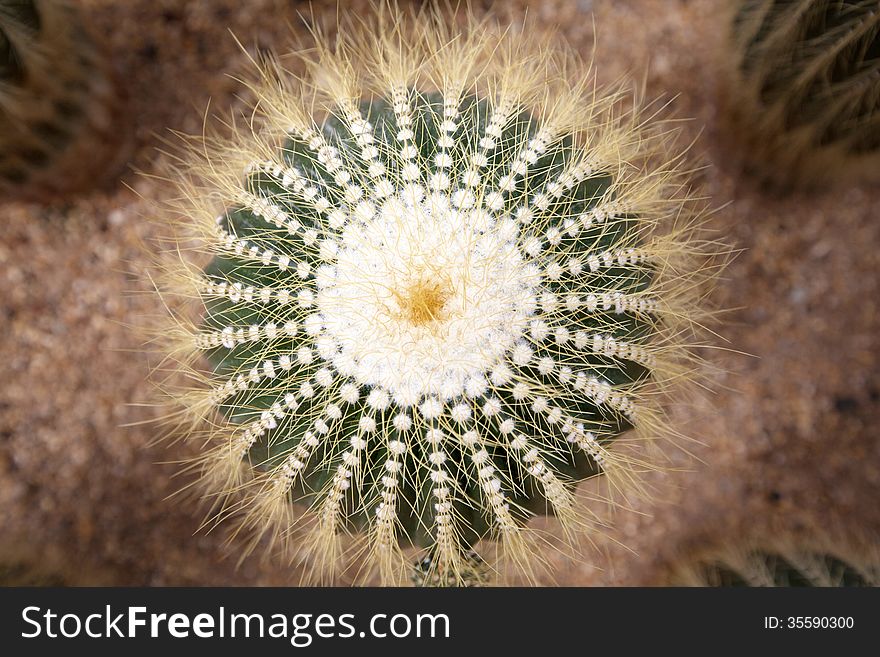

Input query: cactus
[0,0,130,201]
[666,538,879,587]
[725,0,880,188]
[152,5,717,586]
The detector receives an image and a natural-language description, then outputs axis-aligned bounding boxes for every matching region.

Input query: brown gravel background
[1,0,877,586]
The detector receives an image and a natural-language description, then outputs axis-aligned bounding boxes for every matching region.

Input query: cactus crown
[154,5,715,585]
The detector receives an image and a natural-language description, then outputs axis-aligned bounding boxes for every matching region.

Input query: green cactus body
[0,0,129,201]
[155,6,713,585]
[206,92,640,544]
[728,0,880,187]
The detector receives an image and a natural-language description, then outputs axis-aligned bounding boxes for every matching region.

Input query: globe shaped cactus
[0,0,130,201]
[664,534,880,587]
[152,6,715,585]
[725,0,880,188]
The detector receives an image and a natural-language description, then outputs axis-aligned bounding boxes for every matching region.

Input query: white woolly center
[317,188,538,406]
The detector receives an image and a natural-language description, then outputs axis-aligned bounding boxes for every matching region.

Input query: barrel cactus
[0,0,129,201]
[725,0,880,187]
[153,6,716,585]
[666,538,879,587]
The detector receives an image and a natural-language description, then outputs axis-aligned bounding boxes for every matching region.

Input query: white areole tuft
[317,184,540,407]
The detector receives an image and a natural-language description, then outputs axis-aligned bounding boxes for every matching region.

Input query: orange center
[396,278,450,326]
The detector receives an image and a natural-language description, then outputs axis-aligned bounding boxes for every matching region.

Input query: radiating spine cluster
[0,0,129,201]
[725,0,880,187]
[152,5,717,585]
